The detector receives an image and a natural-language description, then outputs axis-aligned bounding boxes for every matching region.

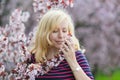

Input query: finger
[66,36,71,42]
[63,43,69,51]
[60,47,66,54]
[65,39,73,49]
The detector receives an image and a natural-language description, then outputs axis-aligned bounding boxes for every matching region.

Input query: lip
[56,41,64,44]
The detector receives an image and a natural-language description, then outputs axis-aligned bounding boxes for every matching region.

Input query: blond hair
[31,9,80,63]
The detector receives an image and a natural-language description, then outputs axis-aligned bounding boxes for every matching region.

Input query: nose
[58,31,63,38]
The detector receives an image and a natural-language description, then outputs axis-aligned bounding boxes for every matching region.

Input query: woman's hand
[60,37,92,80]
[60,36,77,65]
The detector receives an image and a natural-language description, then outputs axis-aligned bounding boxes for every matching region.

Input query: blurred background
[0,0,120,80]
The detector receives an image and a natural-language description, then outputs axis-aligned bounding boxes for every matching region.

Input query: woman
[28,9,94,80]
[9,9,94,80]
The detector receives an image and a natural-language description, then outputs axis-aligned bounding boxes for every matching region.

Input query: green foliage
[112,70,120,80]
[95,69,120,80]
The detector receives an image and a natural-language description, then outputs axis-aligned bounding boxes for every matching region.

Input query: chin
[55,45,62,49]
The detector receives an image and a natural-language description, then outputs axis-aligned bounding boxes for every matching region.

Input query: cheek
[64,33,69,38]
[65,33,68,36]
[49,34,56,41]
[49,35,53,41]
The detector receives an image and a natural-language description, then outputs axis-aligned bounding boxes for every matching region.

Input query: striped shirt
[30,51,94,80]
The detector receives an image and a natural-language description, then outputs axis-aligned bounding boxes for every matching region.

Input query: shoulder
[75,50,83,56]
[75,50,88,62]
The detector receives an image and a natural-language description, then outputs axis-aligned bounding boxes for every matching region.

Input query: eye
[63,29,67,33]
[63,30,67,33]
[53,30,58,33]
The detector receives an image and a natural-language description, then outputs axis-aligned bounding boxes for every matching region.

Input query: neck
[46,47,60,59]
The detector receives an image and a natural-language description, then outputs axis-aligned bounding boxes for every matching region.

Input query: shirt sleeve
[75,50,94,80]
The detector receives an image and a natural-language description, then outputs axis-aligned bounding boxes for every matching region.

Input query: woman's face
[49,21,69,49]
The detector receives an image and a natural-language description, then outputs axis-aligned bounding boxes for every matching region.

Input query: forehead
[55,20,69,29]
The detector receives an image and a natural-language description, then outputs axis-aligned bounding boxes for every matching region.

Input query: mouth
[56,41,64,45]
